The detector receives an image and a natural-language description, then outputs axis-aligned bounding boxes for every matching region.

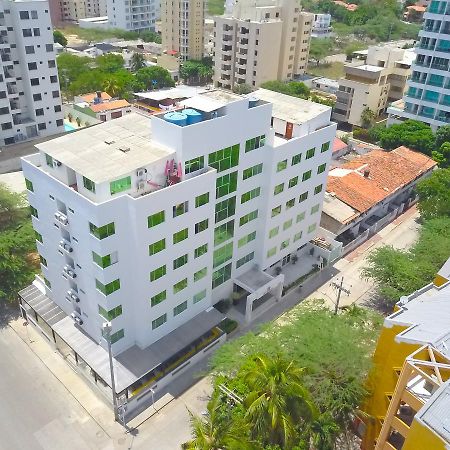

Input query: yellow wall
[433,274,448,287]
[403,419,447,450]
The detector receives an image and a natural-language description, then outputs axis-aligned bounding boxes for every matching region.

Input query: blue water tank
[164,112,188,126]
[183,108,203,125]
[248,96,259,108]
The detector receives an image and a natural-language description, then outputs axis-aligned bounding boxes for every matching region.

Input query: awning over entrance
[235,266,274,293]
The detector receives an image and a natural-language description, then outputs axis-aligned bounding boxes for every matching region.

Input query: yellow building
[360,258,450,450]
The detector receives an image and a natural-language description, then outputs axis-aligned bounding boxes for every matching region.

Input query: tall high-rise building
[387,0,450,130]
[161,0,205,61]
[0,0,64,148]
[213,0,312,90]
[107,0,157,31]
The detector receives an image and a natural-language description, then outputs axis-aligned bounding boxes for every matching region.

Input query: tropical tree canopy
[416,169,450,220]
[53,29,67,47]
[130,52,146,72]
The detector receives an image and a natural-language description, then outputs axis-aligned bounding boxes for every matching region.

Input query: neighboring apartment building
[0,0,64,148]
[73,91,132,122]
[20,88,336,412]
[107,0,157,32]
[161,0,205,61]
[358,259,450,450]
[388,0,450,131]
[48,0,107,25]
[311,13,331,37]
[213,0,312,90]
[332,45,414,127]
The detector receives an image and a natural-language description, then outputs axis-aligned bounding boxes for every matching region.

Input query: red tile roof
[80,92,112,103]
[90,99,130,112]
[326,147,436,213]
[332,137,348,153]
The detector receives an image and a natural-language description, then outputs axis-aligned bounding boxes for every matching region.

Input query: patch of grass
[307,61,345,80]
[57,25,140,43]
[207,0,225,16]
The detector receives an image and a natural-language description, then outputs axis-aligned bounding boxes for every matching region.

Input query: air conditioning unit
[70,312,83,325]
[58,214,69,226]
[59,239,73,253]
[54,160,62,167]
[63,265,77,279]
[54,211,61,220]
[137,180,145,190]
[136,168,146,177]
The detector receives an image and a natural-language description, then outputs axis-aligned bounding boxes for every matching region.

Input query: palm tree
[103,78,120,98]
[130,52,146,72]
[308,413,339,450]
[242,354,317,449]
[360,107,376,129]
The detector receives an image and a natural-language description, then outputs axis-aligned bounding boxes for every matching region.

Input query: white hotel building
[20,89,336,412]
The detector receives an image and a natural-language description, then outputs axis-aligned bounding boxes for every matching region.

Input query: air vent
[104,139,115,145]
[118,147,130,153]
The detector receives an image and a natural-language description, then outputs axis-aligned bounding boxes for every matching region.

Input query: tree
[309,38,333,66]
[360,107,376,128]
[180,59,214,85]
[53,29,67,47]
[140,30,162,44]
[135,66,174,90]
[96,53,124,73]
[57,53,92,88]
[68,70,105,96]
[434,124,450,148]
[416,169,450,220]
[432,142,450,168]
[232,83,253,95]
[260,81,310,100]
[130,52,146,72]
[308,413,340,450]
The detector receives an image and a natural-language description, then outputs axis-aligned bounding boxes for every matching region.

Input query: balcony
[430,62,449,71]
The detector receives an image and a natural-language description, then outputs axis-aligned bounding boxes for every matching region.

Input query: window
[174,301,188,316]
[148,210,165,228]
[110,176,131,195]
[213,242,233,268]
[291,153,301,165]
[267,247,276,258]
[194,289,206,303]
[245,135,265,152]
[50,75,57,83]
[215,196,236,223]
[194,243,208,258]
[241,187,260,204]
[30,78,39,86]
[238,230,256,247]
[280,239,290,249]
[173,201,188,217]
[208,144,239,172]
[19,11,30,19]
[150,265,166,281]
[314,184,323,195]
[173,228,188,244]
[294,231,303,241]
[286,198,295,209]
[288,176,298,188]
[306,148,315,159]
[271,205,281,217]
[173,254,188,269]
[149,238,166,255]
[98,305,122,320]
[54,105,62,113]
[39,255,47,266]
[35,231,43,243]
[52,91,59,98]
[321,142,330,153]
[33,93,42,101]
[194,267,207,282]
[83,176,95,193]
[302,170,312,182]
[311,204,320,214]
[216,171,238,198]
[31,10,38,18]
[212,263,232,289]
[25,45,35,54]
[269,226,279,238]
[185,156,204,174]
[27,62,37,70]
[274,183,284,195]
[214,220,234,246]
[299,191,308,203]
[317,163,326,174]
[35,108,44,116]
[151,290,166,306]
[277,159,287,172]
[45,44,53,52]
[236,251,254,268]
[0,107,9,115]
[38,123,46,131]
[297,212,305,222]
[30,205,38,218]
[195,192,209,207]
[89,222,115,239]
[283,219,293,230]
[1,122,12,130]
[25,178,33,192]
[96,279,120,296]
[308,223,317,233]
[152,313,167,329]
[239,209,258,226]
[92,251,117,268]
[106,329,124,344]
[48,60,56,68]
[173,278,188,293]
[195,218,208,234]
[243,163,263,180]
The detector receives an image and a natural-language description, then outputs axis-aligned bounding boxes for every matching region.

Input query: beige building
[332,45,415,127]
[48,0,107,24]
[213,0,312,90]
[161,0,205,62]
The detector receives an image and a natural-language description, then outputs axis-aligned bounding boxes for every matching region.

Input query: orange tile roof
[332,137,348,153]
[406,5,426,11]
[80,92,112,103]
[333,1,358,10]
[326,147,436,213]
[90,99,131,113]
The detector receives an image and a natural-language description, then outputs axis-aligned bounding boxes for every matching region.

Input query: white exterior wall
[107,0,157,31]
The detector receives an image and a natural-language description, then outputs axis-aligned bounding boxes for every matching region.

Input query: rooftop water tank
[164,112,188,126]
[183,108,203,125]
[248,96,259,108]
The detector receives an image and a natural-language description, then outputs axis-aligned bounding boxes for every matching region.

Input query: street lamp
[102,321,119,421]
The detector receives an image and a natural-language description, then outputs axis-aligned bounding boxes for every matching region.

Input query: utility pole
[330,276,351,315]
[103,322,119,422]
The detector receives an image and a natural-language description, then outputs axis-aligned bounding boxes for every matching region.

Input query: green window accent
[35,231,43,243]
[267,247,276,258]
[92,251,113,268]
[274,183,284,195]
[241,187,261,204]
[25,178,34,192]
[297,212,305,222]
[173,254,188,269]
[194,267,207,282]
[215,196,236,223]
[302,170,312,181]
[214,220,234,246]
[245,135,265,152]
[149,238,166,255]
[213,242,233,268]
[152,314,167,330]
[288,176,298,188]
[308,223,317,233]
[89,222,115,239]
[173,201,188,217]
[311,204,320,214]
[212,263,232,289]
[321,142,330,153]
[286,198,295,209]
[280,239,290,249]
[283,219,293,230]
[194,289,206,303]
[317,163,326,174]
[195,192,210,207]
[195,218,209,234]
[277,159,288,172]
[44,277,52,288]
[98,304,122,320]
[314,184,323,195]
[216,171,238,198]
[194,243,208,258]
[185,156,204,174]
[30,205,38,218]
[269,226,279,238]
[96,279,120,296]
[173,228,188,244]
[151,290,166,307]
[238,230,256,248]
[148,210,165,228]
[110,176,131,195]
[150,265,166,281]
[108,329,125,344]
[236,251,254,268]
[208,144,240,172]
[291,153,302,166]
[294,231,303,241]
[83,176,96,193]
[173,278,188,294]
[306,148,316,159]
[45,154,54,167]
[299,191,308,203]
[174,301,188,316]
[271,205,281,217]
[243,163,263,180]
[239,209,258,226]
[39,255,47,266]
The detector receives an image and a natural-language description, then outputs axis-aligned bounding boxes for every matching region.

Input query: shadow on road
[0,301,20,329]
